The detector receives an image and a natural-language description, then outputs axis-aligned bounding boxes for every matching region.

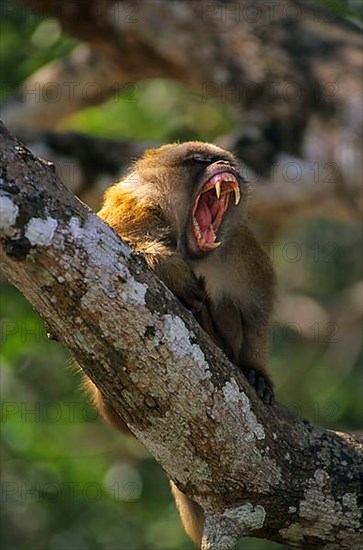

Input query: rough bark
[1,124,362,548]
[1,0,362,222]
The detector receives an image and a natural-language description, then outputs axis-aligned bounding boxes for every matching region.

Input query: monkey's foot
[243,367,274,405]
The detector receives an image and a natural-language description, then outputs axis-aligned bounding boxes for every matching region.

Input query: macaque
[85,141,275,546]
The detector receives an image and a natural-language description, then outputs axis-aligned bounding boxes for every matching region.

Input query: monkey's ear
[144,148,159,157]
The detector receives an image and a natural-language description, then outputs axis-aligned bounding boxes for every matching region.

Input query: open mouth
[192,171,240,252]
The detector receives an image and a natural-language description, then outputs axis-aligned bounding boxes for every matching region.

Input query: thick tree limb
[1,124,362,548]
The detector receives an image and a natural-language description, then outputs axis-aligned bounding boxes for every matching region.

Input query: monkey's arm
[200,227,275,404]
[242,231,275,402]
[206,299,274,404]
[238,313,274,404]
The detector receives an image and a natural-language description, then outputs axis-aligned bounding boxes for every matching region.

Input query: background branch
[1,0,362,223]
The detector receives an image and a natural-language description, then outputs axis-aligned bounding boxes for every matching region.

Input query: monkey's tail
[169,480,204,546]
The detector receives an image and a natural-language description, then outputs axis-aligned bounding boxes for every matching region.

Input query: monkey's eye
[186,154,235,167]
[188,154,213,164]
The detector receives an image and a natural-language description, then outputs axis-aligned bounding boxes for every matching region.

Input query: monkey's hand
[142,242,206,313]
[243,366,274,405]
[177,277,206,314]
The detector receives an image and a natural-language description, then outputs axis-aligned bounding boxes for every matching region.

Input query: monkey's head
[119,141,246,258]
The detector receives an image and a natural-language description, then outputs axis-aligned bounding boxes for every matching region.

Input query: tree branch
[1,45,124,131]
[0,123,362,548]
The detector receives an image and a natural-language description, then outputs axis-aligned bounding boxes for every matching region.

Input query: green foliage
[270,220,362,430]
[321,0,363,21]
[65,79,234,142]
[0,10,76,101]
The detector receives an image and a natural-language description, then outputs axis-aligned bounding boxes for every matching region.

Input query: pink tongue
[201,227,214,243]
[196,200,211,231]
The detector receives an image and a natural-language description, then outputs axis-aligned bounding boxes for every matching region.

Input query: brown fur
[85,141,276,546]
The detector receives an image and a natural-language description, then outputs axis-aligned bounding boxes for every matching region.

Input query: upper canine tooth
[234,186,241,205]
[215,180,221,199]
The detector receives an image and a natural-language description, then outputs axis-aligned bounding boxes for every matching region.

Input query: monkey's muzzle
[192,171,240,252]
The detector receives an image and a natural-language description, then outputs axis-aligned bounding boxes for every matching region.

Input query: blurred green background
[1,2,362,549]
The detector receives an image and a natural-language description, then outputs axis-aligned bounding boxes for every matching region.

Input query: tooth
[210,241,221,249]
[215,180,221,199]
[193,217,202,238]
[234,186,241,205]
